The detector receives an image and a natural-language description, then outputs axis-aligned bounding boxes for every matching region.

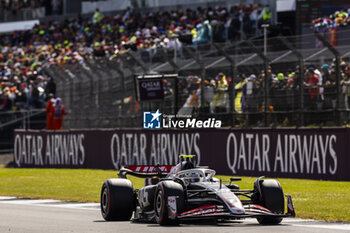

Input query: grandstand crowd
[0,0,45,12]
[180,58,350,125]
[0,4,272,112]
[1,4,350,126]
[312,7,350,28]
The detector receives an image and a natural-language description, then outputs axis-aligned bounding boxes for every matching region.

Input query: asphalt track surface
[0,197,349,233]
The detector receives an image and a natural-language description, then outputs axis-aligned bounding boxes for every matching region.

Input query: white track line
[292,224,350,231]
[0,196,17,200]
[2,199,59,204]
[244,218,350,230]
[48,203,100,209]
[243,218,316,224]
[0,197,349,231]
[0,196,99,210]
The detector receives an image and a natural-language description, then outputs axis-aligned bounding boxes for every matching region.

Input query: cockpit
[166,155,216,184]
[174,169,216,183]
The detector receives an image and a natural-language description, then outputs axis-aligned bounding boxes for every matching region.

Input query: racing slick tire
[100,178,135,221]
[256,179,284,225]
[154,181,185,225]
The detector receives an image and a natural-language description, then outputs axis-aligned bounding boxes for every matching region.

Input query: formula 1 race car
[100,155,295,225]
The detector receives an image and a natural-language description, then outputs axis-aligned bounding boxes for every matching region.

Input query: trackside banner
[13,128,350,181]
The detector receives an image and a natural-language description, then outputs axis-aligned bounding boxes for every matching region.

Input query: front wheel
[255,179,284,225]
[100,178,135,221]
[154,181,185,225]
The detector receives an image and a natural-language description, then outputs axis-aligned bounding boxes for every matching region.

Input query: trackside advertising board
[137,79,164,101]
[13,128,350,181]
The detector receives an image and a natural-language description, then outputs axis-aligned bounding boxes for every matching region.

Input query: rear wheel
[256,179,284,225]
[154,181,185,225]
[100,178,135,221]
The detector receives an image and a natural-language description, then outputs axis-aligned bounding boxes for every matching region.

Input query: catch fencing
[45,29,350,128]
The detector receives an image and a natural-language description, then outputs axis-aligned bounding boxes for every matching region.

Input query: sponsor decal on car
[178,205,224,217]
[125,165,174,173]
[168,196,177,219]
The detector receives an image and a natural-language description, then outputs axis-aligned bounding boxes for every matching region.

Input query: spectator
[51,97,66,130]
[212,20,226,43]
[341,73,350,123]
[322,64,336,110]
[304,68,319,109]
[193,20,212,45]
[46,93,55,130]
[303,68,319,124]
[178,88,199,115]
[30,84,41,108]
[313,66,324,111]
[258,3,272,26]
[92,8,104,24]
[242,8,252,37]
[45,77,56,97]
[242,74,260,124]
[250,4,259,29]
[271,73,287,123]
[0,88,12,111]
[211,72,228,113]
[15,85,27,109]
[234,74,247,114]
[227,7,241,41]
[206,79,216,113]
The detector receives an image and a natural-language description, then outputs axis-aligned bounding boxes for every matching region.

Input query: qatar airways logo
[143,110,222,129]
[141,81,161,91]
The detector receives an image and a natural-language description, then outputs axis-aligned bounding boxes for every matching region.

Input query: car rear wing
[118,165,174,179]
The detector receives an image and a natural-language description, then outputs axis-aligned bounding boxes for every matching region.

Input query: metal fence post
[245,40,270,127]
[212,42,236,124]
[278,36,305,126]
[114,63,126,99]
[118,54,136,99]
[182,46,206,113]
[127,50,150,73]
[159,48,180,115]
[78,60,98,127]
[159,48,180,72]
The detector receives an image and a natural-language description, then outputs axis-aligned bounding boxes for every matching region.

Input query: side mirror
[229,177,242,185]
[230,177,242,182]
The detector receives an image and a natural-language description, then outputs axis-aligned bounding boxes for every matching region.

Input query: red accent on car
[125,165,174,173]
[248,204,271,212]
[179,205,218,216]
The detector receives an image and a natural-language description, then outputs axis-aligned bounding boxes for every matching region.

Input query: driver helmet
[185,172,200,183]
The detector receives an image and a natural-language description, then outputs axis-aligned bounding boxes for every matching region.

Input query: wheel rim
[101,187,108,214]
[155,190,163,217]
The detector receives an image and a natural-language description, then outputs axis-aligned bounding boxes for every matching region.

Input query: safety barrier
[13,127,350,181]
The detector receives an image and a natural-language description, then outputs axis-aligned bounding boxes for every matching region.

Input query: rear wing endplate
[118,165,174,179]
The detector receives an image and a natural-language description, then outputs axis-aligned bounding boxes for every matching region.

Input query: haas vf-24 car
[100,155,295,225]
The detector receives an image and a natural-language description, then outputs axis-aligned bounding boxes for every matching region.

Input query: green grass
[0,168,349,222]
